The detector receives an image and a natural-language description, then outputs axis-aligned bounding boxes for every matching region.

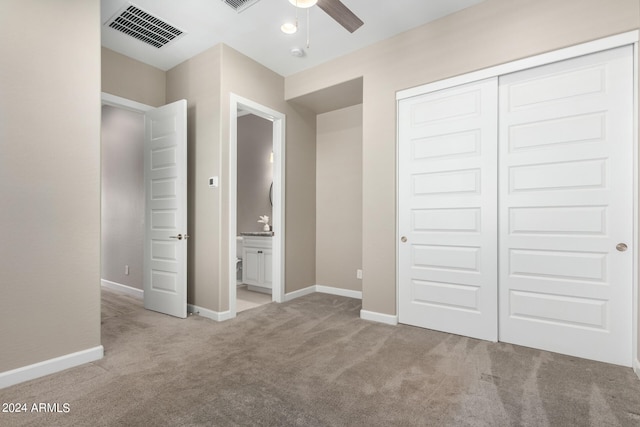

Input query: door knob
[616,243,628,252]
[169,234,183,240]
[401,236,407,243]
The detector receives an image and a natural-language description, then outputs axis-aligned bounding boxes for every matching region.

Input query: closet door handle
[616,243,628,252]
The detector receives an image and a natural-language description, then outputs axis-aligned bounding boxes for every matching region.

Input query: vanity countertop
[240,231,274,237]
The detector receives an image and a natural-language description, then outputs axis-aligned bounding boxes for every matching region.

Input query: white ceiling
[101,0,484,77]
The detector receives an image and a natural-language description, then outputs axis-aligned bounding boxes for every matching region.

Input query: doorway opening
[100,93,151,298]
[229,95,286,317]
[100,93,188,319]
[235,112,274,312]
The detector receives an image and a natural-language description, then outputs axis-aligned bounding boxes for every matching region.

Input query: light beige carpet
[1,287,640,426]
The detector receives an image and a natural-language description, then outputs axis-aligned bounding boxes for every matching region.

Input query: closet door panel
[398,78,498,341]
[498,46,633,366]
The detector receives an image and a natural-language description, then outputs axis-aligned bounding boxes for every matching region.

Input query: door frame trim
[229,94,286,317]
[101,92,153,113]
[396,30,639,370]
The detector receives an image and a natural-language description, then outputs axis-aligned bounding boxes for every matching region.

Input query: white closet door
[398,78,498,341]
[498,47,633,366]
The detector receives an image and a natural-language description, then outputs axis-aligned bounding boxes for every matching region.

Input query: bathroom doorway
[229,95,286,317]
[236,112,274,312]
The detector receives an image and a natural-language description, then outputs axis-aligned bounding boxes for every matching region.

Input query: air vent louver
[105,4,185,48]
[222,0,262,13]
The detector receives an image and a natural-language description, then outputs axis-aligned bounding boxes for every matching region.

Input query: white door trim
[101,92,153,113]
[229,94,286,318]
[396,31,639,368]
[634,42,640,378]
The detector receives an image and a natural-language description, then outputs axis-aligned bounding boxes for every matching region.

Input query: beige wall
[237,114,273,235]
[100,48,164,291]
[285,0,640,318]
[101,106,144,290]
[166,45,223,309]
[102,47,166,107]
[0,0,101,372]
[166,44,316,312]
[220,45,317,307]
[316,105,363,292]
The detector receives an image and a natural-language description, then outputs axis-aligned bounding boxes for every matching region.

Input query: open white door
[143,100,188,318]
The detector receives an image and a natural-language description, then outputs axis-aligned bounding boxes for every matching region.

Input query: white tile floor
[236,284,272,313]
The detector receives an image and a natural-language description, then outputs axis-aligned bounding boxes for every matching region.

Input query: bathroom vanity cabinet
[242,236,272,293]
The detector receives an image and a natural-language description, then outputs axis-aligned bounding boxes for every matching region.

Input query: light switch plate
[208,176,219,188]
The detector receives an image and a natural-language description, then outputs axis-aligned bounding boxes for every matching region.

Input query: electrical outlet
[356,269,363,279]
[125,265,129,276]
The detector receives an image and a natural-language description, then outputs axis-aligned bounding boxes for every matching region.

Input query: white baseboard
[285,285,363,302]
[634,357,640,380]
[188,304,234,322]
[315,284,362,299]
[360,309,398,326]
[284,285,316,302]
[101,279,143,298]
[0,346,104,389]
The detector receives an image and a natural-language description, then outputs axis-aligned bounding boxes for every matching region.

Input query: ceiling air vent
[222,0,263,13]
[105,4,185,48]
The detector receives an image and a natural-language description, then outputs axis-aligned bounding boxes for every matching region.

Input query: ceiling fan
[290,0,363,33]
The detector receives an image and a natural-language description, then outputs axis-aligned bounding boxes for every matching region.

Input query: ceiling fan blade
[317,0,364,33]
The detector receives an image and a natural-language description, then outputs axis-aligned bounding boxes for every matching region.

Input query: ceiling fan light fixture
[290,47,305,57]
[280,22,298,34]
[289,0,317,8]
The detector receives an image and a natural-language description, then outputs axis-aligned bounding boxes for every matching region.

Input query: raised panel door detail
[412,130,480,160]
[151,146,177,170]
[509,291,607,330]
[412,280,479,312]
[507,66,605,111]
[411,90,480,124]
[242,249,260,285]
[509,159,606,193]
[150,116,176,139]
[151,178,178,200]
[499,46,632,366]
[509,249,607,283]
[413,245,480,272]
[412,208,480,233]
[398,77,498,342]
[413,169,480,196]
[150,270,177,293]
[151,209,177,230]
[509,206,606,235]
[151,240,177,262]
[508,113,605,152]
